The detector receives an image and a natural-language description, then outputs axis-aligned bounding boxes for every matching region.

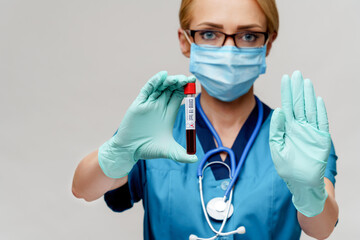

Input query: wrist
[98,138,138,179]
[290,182,328,217]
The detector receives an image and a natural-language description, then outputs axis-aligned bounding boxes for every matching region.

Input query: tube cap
[184,83,196,94]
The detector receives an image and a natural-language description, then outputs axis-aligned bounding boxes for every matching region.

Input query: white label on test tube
[185,97,195,130]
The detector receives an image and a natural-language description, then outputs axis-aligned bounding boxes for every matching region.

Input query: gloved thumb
[269,108,286,148]
[168,140,198,163]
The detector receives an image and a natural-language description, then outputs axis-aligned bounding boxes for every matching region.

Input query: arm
[269,71,339,239]
[72,150,128,202]
[72,72,198,201]
[298,178,339,239]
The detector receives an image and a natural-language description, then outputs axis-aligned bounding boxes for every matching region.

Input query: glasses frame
[185,29,269,48]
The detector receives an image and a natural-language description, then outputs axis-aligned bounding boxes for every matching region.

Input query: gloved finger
[138,71,168,102]
[166,75,195,117]
[159,75,181,91]
[304,79,317,128]
[166,75,196,92]
[291,71,306,122]
[150,75,190,101]
[166,89,185,122]
[154,75,186,102]
[317,97,329,132]
[269,108,286,147]
[149,76,178,101]
[168,140,198,163]
[188,75,196,83]
[281,74,294,121]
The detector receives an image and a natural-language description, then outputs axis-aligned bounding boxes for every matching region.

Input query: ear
[266,32,278,57]
[178,28,191,58]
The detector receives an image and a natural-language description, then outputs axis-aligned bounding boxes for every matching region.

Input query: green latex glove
[98,71,198,178]
[269,71,331,217]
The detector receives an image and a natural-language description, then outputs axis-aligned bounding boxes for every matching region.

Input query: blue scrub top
[104,98,338,240]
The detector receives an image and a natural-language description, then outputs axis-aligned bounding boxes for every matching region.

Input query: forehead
[189,0,267,31]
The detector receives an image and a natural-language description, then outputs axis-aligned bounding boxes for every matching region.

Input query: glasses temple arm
[183,30,193,45]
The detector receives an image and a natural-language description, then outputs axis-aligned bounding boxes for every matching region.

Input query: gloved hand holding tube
[269,71,332,217]
[98,71,198,179]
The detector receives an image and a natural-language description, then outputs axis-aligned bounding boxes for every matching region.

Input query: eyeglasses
[185,30,269,48]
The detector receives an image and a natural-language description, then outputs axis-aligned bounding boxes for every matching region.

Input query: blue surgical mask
[189,43,267,102]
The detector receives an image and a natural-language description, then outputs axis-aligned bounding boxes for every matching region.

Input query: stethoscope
[189,94,264,240]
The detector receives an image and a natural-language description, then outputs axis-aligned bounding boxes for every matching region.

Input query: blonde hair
[179,0,279,34]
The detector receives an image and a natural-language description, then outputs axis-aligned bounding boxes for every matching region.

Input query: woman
[72,0,339,239]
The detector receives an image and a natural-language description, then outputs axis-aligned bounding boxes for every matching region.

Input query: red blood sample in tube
[184,82,196,155]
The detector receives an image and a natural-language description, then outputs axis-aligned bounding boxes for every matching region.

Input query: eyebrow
[196,22,263,31]
[196,22,223,29]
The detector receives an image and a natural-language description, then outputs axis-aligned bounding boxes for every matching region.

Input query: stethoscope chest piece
[191,95,263,239]
[206,197,234,221]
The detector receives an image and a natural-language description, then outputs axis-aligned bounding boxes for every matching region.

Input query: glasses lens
[194,30,225,47]
[235,32,266,48]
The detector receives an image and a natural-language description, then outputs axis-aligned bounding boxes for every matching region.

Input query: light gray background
[0,0,359,239]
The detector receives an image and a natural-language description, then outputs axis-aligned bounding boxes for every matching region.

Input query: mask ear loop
[264,31,272,46]
[183,29,193,45]
[264,35,270,46]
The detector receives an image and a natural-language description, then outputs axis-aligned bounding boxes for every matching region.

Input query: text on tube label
[185,97,196,130]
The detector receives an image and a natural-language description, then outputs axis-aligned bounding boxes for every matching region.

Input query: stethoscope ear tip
[236,226,246,234]
[189,234,198,240]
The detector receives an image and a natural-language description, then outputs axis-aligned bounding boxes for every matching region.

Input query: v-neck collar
[195,95,271,180]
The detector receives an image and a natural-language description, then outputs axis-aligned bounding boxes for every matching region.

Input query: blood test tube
[184,82,196,155]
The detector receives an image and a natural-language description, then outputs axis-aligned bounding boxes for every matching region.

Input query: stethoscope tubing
[197,146,236,178]
[195,94,264,199]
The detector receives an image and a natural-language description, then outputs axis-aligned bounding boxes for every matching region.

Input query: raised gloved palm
[269,71,331,217]
[99,71,198,178]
